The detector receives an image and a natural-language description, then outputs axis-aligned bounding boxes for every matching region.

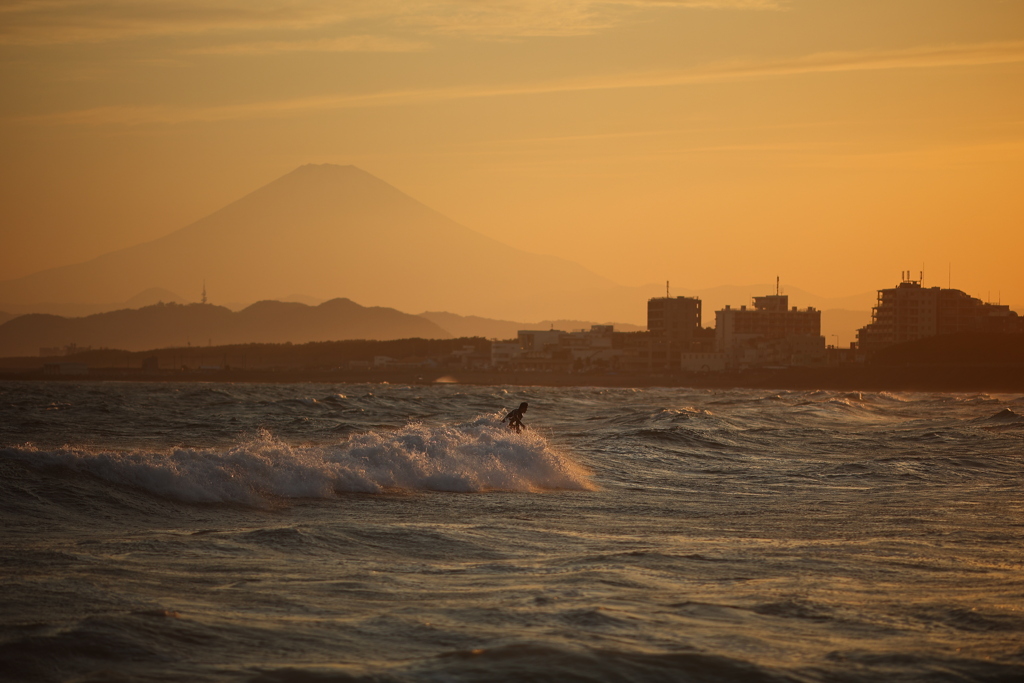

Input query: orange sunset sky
[1,1,1023,311]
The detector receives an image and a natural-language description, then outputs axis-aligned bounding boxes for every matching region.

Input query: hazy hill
[0,298,449,357]
[0,288,187,319]
[419,311,645,339]
[0,164,616,322]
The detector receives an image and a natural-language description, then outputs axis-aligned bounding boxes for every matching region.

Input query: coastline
[3,365,1023,393]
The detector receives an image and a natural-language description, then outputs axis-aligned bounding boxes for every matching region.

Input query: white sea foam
[5,418,595,504]
[875,391,910,402]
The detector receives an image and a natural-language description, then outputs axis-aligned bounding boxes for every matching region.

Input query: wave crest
[3,419,595,504]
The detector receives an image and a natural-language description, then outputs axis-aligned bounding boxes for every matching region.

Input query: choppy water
[1,381,1023,683]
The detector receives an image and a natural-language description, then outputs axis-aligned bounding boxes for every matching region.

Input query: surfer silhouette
[503,402,528,433]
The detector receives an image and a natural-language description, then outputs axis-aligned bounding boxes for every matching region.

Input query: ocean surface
[1,381,1023,683]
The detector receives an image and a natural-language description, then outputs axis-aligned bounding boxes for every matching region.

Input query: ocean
[1,380,1022,682]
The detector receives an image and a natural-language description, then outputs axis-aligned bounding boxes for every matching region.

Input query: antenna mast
[201,280,207,305]
[666,280,670,298]
[776,276,780,296]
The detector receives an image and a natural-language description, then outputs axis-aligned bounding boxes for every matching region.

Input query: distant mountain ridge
[0,164,898,343]
[0,164,615,321]
[0,287,188,319]
[0,298,450,357]
[0,297,658,358]
[0,288,880,356]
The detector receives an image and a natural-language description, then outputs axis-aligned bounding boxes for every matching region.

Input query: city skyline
[0,162,915,349]
[2,161,1021,350]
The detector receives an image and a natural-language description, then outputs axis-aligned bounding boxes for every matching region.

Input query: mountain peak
[0,166,615,321]
[281,163,374,184]
[292,163,360,174]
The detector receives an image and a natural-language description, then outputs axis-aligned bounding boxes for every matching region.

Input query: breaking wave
[2,417,595,504]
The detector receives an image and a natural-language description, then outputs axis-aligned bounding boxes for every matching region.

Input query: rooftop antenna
[666,280,670,298]
[776,276,780,296]
[201,280,207,305]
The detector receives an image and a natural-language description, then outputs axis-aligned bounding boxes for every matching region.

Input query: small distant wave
[608,406,715,428]
[663,406,713,417]
[269,397,328,409]
[793,396,875,417]
[974,408,1024,424]
[1,418,595,505]
[628,427,733,451]
[950,394,1000,405]
[752,598,834,622]
[972,408,1024,433]
[823,397,861,409]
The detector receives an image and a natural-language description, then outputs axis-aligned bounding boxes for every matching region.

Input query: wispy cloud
[0,0,781,47]
[390,1,783,39]
[186,35,425,55]
[0,1,377,46]
[23,40,1022,126]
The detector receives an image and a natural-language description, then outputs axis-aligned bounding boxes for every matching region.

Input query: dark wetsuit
[503,407,526,433]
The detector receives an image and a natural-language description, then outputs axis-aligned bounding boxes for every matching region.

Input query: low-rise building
[679,351,727,372]
[490,342,521,368]
[612,330,654,372]
[501,325,636,372]
[518,329,565,353]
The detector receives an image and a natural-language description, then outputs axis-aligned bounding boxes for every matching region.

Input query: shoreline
[3,365,1023,393]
